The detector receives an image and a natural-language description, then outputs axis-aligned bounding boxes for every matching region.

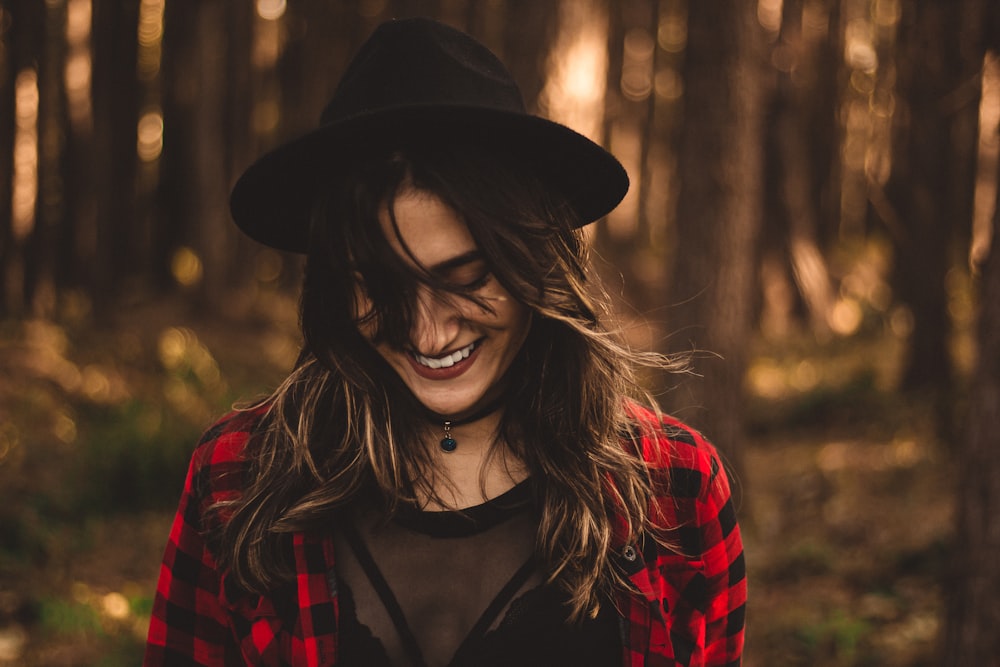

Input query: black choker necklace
[429,396,506,452]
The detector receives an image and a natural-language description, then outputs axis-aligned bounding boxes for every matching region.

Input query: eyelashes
[459,271,491,291]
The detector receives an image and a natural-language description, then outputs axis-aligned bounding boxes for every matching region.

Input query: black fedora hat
[230,17,628,253]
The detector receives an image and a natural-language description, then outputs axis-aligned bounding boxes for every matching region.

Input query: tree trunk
[663,0,766,483]
[944,3,1000,660]
[0,0,22,316]
[1,0,46,316]
[91,0,140,317]
[0,70,10,315]
[501,0,559,114]
[59,0,97,301]
[946,0,992,263]
[886,1,965,395]
[595,0,663,317]
[280,1,360,139]
[154,0,194,292]
[190,0,231,311]
[770,0,838,336]
[25,0,68,318]
[156,0,235,298]
[945,134,1000,666]
[223,0,256,289]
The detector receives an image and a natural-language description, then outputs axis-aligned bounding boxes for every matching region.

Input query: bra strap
[340,519,538,667]
[340,520,428,667]
[451,555,537,662]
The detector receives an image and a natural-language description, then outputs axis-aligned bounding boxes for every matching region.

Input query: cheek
[508,305,532,344]
[492,294,532,343]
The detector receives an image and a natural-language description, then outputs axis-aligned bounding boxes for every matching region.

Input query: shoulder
[189,405,269,473]
[192,405,269,463]
[186,404,270,505]
[624,403,724,495]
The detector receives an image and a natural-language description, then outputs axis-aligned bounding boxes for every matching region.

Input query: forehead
[378,188,477,269]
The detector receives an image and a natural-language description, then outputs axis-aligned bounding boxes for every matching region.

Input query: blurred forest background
[1,0,1000,665]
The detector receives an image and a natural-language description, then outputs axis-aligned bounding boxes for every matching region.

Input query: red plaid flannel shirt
[144,405,746,666]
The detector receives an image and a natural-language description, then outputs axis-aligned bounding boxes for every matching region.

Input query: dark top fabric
[334,480,622,666]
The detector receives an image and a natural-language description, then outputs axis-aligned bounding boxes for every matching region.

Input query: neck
[418,408,528,510]
[430,407,503,456]
[423,392,507,454]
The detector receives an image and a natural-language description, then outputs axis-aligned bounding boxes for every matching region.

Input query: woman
[145,17,745,667]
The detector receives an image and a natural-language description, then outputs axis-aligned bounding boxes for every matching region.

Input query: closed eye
[458,271,491,290]
[433,253,491,290]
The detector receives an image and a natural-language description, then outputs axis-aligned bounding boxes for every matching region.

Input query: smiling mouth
[412,340,478,369]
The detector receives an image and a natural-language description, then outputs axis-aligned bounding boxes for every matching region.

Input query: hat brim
[229,105,629,253]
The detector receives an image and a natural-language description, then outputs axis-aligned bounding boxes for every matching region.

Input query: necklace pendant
[440,420,457,452]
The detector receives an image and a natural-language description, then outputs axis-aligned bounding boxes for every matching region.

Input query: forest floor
[0,293,956,666]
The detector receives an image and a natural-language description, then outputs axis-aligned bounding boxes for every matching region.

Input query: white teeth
[415,341,476,369]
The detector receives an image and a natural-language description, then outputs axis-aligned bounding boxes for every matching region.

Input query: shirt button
[622,545,637,561]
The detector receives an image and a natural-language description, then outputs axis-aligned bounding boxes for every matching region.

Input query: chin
[412,385,488,418]
[417,396,478,418]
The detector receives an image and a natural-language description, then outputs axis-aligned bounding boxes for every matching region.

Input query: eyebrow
[428,249,485,274]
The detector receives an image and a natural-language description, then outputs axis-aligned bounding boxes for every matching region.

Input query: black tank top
[332,481,622,666]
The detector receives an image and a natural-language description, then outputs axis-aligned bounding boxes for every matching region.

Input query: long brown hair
[210,135,680,620]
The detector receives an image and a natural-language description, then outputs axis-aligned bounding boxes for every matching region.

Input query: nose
[410,285,462,355]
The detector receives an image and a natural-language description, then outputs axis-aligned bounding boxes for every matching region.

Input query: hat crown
[231,18,628,253]
[321,18,525,125]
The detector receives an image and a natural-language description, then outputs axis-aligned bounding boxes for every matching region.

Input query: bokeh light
[654,67,683,100]
[256,0,286,21]
[971,52,1000,269]
[137,0,165,80]
[64,0,93,128]
[12,68,39,241]
[539,0,607,142]
[171,247,204,287]
[137,109,164,162]
[658,13,686,53]
[757,0,783,34]
[621,28,655,102]
[844,18,877,72]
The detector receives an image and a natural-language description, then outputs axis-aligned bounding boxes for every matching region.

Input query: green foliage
[35,596,146,667]
[38,598,104,637]
[795,610,873,664]
[91,641,147,667]
[0,318,272,667]
[754,607,875,666]
[768,539,835,581]
[0,506,53,568]
[748,368,886,434]
[71,400,201,514]
[128,595,155,618]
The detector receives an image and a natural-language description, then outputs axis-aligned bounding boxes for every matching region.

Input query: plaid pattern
[145,405,745,666]
[613,408,746,666]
